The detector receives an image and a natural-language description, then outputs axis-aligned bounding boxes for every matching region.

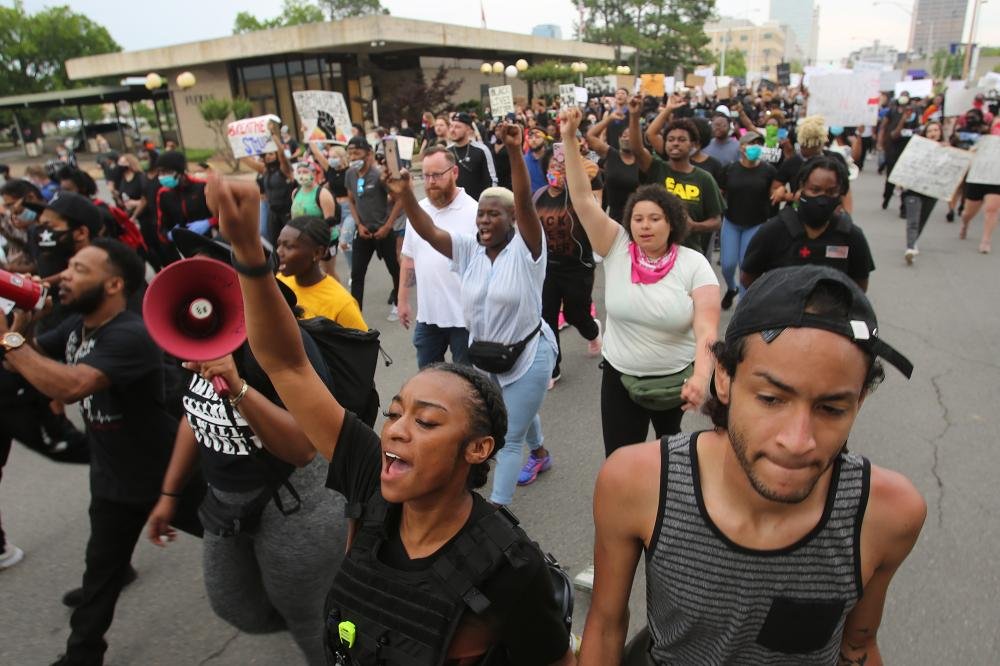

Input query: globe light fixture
[176,71,196,89]
[515,59,529,71]
[144,73,163,90]
[492,61,504,74]
[481,62,493,74]
[505,65,518,78]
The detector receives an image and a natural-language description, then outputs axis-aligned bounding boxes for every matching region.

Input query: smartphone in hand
[384,138,401,178]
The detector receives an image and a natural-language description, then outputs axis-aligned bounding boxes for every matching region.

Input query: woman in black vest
[205,174,574,666]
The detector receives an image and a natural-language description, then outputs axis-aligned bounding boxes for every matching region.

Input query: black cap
[726,266,913,378]
[453,112,474,127]
[155,150,187,173]
[29,191,102,237]
[346,135,371,152]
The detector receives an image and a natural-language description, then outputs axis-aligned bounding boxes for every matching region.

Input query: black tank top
[604,147,639,223]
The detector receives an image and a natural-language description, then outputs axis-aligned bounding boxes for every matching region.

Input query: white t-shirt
[602,227,719,376]
[401,189,478,328]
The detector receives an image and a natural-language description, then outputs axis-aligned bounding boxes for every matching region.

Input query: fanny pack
[467,322,542,374]
[620,363,694,412]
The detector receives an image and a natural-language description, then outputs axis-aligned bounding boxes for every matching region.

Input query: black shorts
[964,181,1000,201]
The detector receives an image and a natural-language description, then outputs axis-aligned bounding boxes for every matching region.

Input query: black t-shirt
[776,150,848,193]
[450,143,493,201]
[326,412,570,665]
[262,166,293,211]
[742,207,875,284]
[719,161,778,227]
[885,107,921,156]
[156,177,212,236]
[324,166,348,198]
[605,109,629,149]
[691,153,724,187]
[535,187,594,268]
[37,310,176,502]
[490,141,513,190]
[604,147,640,223]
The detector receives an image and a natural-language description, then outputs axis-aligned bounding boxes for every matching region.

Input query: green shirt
[644,154,724,223]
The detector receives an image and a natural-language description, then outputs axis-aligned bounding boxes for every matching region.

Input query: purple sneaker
[517,454,552,486]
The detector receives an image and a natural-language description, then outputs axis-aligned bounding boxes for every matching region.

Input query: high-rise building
[908,0,967,55]
[705,19,800,77]
[769,0,818,64]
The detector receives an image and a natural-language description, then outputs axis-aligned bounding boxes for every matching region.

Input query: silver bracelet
[228,380,249,407]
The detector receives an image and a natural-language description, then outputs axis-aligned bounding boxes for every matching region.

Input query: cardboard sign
[292,90,351,143]
[227,115,280,157]
[395,135,415,161]
[717,85,732,100]
[559,84,576,109]
[967,135,1000,186]
[488,85,514,118]
[695,66,716,95]
[807,71,880,127]
[685,74,705,88]
[639,74,665,97]
[944,82,983,118]
[895,79,933,99]
[889,135,972,200]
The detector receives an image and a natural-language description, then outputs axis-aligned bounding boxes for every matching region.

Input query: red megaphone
[143,257,247,398]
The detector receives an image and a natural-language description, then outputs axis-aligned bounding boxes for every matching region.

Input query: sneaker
[587,319,603,357]
[386,305,399,322]
[720,288,737,310]
[547,372,561,391]
[63,565,137,608]
[516,453,552,485]
[904,248,916,265]
[0,543,24,570]
[946,208,955,222]
[573,563,595,591]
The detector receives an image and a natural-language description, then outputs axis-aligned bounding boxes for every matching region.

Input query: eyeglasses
[423,169,453,182]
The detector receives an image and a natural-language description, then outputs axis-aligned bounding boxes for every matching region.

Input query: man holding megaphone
[0,238,177,666]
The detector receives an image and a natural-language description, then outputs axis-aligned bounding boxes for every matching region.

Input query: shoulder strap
[780,205,803,238]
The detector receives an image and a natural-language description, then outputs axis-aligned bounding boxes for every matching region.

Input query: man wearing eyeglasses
[345,135,402,315]
[395,146,477,368]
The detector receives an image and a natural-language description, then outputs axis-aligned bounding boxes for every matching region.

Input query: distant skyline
[14,0,1000,66]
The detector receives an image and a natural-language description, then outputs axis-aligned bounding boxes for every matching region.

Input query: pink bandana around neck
[629,241,678,284]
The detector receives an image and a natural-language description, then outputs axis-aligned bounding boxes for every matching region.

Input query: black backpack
[297,317,391,427]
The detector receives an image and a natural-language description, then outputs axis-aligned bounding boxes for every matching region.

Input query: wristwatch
[1,331,26,352]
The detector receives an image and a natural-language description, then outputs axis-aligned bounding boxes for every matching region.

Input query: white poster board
[227,115,280,157]
[574,86,589,105]
[292,91,351,143]
[895,79,933,99]
[967,135,1000,186]
[488,85,514,118]
[695,66,716,95]
[889,135,972,200]
[878,69,903,91]
[944,82,983,117]
[559,84,576,108]
[584,75,617,95]
[395,135,415,161]
[808,71,880,127]
[664,76,676,94]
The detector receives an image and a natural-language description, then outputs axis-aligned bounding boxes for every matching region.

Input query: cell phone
[383,138,400,178]
[552,142,565,164]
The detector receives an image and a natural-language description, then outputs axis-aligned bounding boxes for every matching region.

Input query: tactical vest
[323,494,537,666]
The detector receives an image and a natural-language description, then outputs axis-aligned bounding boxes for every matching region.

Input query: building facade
[908,0,968,56]
[769,0,818,64]
[705,19,799,79]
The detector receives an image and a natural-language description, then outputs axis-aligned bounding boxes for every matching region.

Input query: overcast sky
[15,0,1000,66]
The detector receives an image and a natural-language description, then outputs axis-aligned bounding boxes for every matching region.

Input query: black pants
[350,232,400,310]
[0,436,10,552]
[65,496,155,665]
[541,263,599,377]
[267,206,291,251]
[601,362,684,457]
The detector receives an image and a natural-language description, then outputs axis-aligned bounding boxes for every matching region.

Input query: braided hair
[421,362,508,490]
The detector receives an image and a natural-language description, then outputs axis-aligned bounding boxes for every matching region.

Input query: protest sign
[584,75,616,95]
[685,74,705,88]
[227,115,280,157]
[639,74,665,97]
[777,62,790,86]
[488,85,514,118]
[889,135,972,200]
[944,82,983,117]
[895,79,933,99]
[807,71,880,127]
[574,86,589,105]
[395,135,415,161]
[967,135,1000,186]
[559,84,576,108]
[664,76,676,94]
[695,66,716,95]
[292,90,351,142]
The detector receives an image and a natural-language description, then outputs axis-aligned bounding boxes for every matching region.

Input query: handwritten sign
[488,85,514,118]
[292,90,351,143]
[967,135,1000,186]
[895,79,933,100]
[889,135,972,200]
[685,74,705,88]
[808,71,880,127]
[584,75,616,95]
[227,115,280,157]
[559,84,576,109]
[639,74,665,97]
[574,86,589,105]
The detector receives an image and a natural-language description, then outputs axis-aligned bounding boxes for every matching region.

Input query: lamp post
[962,0,985,81]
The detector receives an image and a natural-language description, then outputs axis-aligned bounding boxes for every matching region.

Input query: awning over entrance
[0,85,169,110]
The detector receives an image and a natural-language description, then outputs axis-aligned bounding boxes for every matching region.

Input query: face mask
[329,157,342,168]
[778,128,789,140]
[744,145,763,162]
[830,126,845,137]
[546,172,563,188]
[898,96,910,106]
[295,173,314,187]
[798,193,840,229]
[619,139,631,152]
[18,206,37,223]
[349,159,364,170]
[159,174,179,189]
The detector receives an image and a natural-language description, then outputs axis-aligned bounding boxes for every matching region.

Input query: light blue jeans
[489,339,556,505]
[720,218,761,294]
[339,201,355,270]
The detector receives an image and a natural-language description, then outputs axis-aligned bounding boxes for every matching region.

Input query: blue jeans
[489,340,556,505]
[259,201,270,243]
[413,322,470,369]
[339,202,355,270]
[720,218,761,293]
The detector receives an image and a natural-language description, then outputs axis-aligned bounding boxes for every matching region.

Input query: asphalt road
[1,169,998,664]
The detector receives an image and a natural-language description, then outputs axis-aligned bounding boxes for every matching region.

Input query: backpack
[297,317,391,427]
[93,198,148,251]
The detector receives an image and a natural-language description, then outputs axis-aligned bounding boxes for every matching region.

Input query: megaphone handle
[211,376,231,398]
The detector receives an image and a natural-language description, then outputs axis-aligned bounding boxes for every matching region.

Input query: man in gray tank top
[578,265,926,666]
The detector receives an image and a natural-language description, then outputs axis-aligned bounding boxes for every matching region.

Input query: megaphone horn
[143,256,247,398]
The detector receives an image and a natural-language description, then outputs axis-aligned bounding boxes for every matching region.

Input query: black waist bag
[467,322,542,374]
[197,486,272,538]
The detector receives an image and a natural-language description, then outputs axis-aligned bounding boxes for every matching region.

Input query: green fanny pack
[620,363,694,412]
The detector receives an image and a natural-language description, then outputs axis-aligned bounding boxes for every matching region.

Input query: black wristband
[230,250,274,278]
[161,491,182,498]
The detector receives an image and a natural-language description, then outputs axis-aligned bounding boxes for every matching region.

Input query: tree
[712,48,746,78]
[788,60,804,74]
[931,49,963,80]
[376,66,460,128]
[316,0,389,19]
[580,0,716,75]
[199,97,253,172]
[233,0,326,34]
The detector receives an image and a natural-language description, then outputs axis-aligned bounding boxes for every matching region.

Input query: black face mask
[64,282,106,315]
[798,194,840,229]
[38,227,76,262]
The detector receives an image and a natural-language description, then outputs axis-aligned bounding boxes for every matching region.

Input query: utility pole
[962,0,983,81]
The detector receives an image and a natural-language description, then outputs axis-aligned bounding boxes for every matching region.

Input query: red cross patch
[798,246,812,258]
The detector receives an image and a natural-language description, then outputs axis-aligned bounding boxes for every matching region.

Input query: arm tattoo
[404,266,416,287]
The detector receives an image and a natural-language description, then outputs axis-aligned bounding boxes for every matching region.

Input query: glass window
[740,34,748,41]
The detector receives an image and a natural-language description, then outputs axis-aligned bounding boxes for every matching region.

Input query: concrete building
[769,0,818,64]
[705,18,799,79]
[63,15,625,151]
[531,24,563,40]
[847,40,900,69]
[908,0,968,56]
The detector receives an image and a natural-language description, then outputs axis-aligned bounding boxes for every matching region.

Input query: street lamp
[492,61,504,74]
[481,62,493,74]
[505,65,518,78]
[144,73,163,90]
[516,59,529,72]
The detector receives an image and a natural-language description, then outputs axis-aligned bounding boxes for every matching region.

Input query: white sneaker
[904,248,916,265]
[587,318,603,357]
[573,563,594,591]
[0,543,24,570]
[386,305,399,322]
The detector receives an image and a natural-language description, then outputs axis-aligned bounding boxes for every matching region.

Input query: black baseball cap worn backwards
[726,266,914,379]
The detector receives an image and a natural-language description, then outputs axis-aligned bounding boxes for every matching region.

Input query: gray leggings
[204,456,347,666]
[904,192,937,250]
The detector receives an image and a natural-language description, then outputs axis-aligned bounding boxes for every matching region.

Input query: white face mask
[349,159,364,170]
[329,157,342,168]
[295,173,314,186]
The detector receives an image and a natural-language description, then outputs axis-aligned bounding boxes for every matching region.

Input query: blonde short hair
[478,187,515,207]
[798,115,828,148]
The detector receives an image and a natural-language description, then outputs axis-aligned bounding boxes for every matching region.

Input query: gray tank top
[645,432,870,665]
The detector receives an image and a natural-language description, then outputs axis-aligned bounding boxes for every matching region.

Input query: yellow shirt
[277,274,367,331]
